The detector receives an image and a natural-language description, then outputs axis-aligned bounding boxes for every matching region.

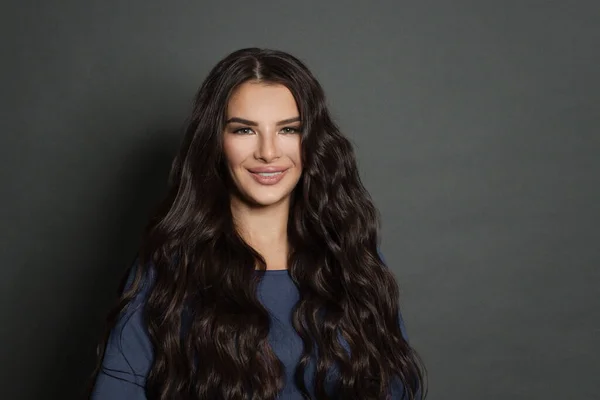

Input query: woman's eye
[233,127,253,135]
[281,127,300,134]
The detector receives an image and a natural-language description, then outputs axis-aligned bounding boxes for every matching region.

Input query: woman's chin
[239,191,293,208]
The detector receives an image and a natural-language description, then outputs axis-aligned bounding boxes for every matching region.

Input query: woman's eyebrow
[225,117,300,126]
[275,117,301,126]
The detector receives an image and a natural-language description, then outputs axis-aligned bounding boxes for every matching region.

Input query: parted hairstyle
[89,48,427,400]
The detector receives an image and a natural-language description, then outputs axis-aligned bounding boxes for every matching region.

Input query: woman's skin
[223,81,303,271]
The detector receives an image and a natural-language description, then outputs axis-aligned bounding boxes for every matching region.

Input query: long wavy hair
[89,48,427,400]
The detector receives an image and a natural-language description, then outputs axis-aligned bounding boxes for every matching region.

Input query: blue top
[91,263,410,399]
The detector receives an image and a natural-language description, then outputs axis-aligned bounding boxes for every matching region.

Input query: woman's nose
[255,132,280,162]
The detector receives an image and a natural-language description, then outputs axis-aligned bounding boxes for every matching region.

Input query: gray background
[1,1,598,399]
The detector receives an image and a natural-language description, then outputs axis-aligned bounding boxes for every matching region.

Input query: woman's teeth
[256,172,282,176]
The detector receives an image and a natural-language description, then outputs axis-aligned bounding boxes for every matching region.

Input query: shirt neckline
[254,269,290,275]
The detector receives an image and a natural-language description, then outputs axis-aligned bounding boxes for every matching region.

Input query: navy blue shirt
[91,264,410,399]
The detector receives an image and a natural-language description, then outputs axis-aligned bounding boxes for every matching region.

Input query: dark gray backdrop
[1,1,598,399]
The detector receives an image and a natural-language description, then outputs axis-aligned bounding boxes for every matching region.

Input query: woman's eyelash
[232,126,302,134]
[281,126,302,134]
[233,127,254,134]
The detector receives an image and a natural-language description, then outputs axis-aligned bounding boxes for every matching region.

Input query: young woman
[89,48,427,400]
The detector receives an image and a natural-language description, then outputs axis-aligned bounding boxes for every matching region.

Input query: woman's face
[223,81,303,208]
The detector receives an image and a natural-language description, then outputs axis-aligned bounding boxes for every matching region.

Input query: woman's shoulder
[113,255,157,335]
[124,256,156,296]
[92,257,156,395]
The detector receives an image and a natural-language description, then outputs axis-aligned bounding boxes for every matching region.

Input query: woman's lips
[248,168,288,185]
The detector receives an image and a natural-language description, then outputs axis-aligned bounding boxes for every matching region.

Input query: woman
[89,48,427,399]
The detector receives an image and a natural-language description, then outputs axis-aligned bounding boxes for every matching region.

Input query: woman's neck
[230,196,290,270]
